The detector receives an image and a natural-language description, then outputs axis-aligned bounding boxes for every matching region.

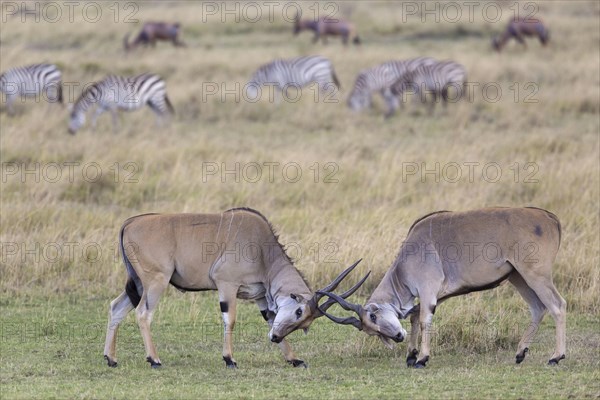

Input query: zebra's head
[68,108,86,135]
[347,89,370,111]
[246,68,267,102]
[245,80,261,102]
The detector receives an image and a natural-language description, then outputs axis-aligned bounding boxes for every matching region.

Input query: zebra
[0,63,62,115]
[245,55,340,103]
[347,57,438,112]
[68,73,174,134]
[385,60,467,118]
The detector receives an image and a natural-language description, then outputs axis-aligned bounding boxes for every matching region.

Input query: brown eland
[124,22,185,51]
[293,14,360,45]
[318,207,566,368]
[493,17,549,51]
[103,208,368,369]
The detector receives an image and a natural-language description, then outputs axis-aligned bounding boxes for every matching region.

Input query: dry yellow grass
[1,0,598,324]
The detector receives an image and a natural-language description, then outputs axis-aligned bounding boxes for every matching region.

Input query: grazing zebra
[385,60,467,117]
[347,57,438,111]
[246,55,340,102]
[0,63,62,115]
[68,73,174,134]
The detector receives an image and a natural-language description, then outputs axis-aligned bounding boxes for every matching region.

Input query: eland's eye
[295,308,303,319]
[370,313,377,323]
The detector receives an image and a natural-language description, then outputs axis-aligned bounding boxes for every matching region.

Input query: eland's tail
[119,222,142,307]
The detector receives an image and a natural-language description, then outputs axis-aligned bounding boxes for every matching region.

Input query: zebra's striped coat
[386,60,467,117]
[246,55,340,102]
[0,63,62,114]
[68,73,174,134]
[347,57,438,111]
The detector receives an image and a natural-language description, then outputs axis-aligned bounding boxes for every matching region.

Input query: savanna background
[0,1,599,399]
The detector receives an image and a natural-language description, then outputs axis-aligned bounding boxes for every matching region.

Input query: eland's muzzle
[393,332,405,343]
[270,334,282,343]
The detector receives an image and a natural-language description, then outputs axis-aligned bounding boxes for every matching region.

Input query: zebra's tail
[165,94,175,115]
[57,82,63,104]
[539,25,549,46]
[123,32,132,51]
[331,69,341,90]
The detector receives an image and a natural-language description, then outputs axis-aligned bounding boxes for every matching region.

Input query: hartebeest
[319,207,566,368]
[103,208,368,369]
[124,22,185,51]
[293,15,360,45]
[492,17,549,51]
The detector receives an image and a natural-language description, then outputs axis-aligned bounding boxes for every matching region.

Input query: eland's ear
[390,303,403,319]
[366,304,380,314]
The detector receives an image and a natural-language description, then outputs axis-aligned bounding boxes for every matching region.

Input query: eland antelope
[294,15,360,45]
[493,17,549,51]
[319,207,566,368]
[103,208,367,369]
[124,22,185,51]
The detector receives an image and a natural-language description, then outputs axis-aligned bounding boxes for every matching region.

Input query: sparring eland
[319,207,566,368]
[103,208,367,369]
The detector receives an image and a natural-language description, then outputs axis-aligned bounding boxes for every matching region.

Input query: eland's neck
[368,262,415,317]
[265,248,311,305]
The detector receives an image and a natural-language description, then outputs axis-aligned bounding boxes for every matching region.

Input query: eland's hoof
[104,355,117,368]
[223,356,237,369]
[146,356,162,368]
[548,354,565,366]
[406,349,418,368]
[289,359,307,368]
[414,356,429,369]
[516,347,529,364]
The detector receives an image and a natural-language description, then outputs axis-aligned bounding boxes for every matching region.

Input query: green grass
[1,294,599,399]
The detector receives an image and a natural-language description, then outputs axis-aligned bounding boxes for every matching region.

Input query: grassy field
[1,1,599,399]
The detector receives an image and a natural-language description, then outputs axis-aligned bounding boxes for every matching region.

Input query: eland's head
[317,291,406,348]
[269,259,370,343]
[269,293,317,343]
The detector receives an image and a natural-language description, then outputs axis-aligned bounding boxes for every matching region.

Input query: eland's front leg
[406,307,421,367]
[414,299,437,368]
[257,299,307,368]
[218,284,239,368]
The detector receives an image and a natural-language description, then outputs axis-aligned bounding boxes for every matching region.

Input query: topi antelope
[319,207,566,368]
[124,22,185,51]
[104,208,368,369]
[492,17,549,51]
[294,14,360,45]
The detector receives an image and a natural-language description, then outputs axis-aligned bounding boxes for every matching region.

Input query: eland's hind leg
[103,291,135,367]
[256,298,306,368]
[515,267,566,365]
[508,272,547,364]
[136,275,170,368]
